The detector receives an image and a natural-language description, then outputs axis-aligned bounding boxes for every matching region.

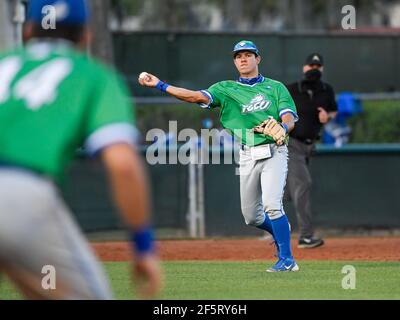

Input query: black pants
[285,138,316,239]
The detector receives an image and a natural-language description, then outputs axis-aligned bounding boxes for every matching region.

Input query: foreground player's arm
[86,68,163,299]
[102,144,150,227]
[101,143,163,298]
[138,72,209,104]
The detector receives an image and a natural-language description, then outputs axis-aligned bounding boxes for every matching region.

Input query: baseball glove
[253,117,287,145]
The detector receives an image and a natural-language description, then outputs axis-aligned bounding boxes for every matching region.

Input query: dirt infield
[92,237,400,262]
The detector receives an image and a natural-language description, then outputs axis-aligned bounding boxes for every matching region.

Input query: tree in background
[109,0,400,32]
[89,0,114,64]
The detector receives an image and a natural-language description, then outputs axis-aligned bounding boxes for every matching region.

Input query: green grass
[1,261,399,300]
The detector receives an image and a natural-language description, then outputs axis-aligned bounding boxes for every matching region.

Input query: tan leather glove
[253,117,287,145]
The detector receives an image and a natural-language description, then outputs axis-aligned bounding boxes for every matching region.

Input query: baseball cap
[232,40,260,57]
[305,53,324,66]
[27,0,90,25]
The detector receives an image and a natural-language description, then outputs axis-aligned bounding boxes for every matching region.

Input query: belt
[0,160,25,168]
[241,143,273,151]
[292,137,315,145]
[0,161,43,177]
[0,160,20,169]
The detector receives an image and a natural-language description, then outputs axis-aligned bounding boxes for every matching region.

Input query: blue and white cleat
[266,257,299,272]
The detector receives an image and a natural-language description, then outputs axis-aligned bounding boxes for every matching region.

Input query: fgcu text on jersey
[242,94,272,114]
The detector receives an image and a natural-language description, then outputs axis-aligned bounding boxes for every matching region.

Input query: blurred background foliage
[106,0,400,144]
[109,0,400,32]
[348,101,400,143]
[134,101,400,144]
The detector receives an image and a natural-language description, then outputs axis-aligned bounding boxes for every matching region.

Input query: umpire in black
[285,53,337,248]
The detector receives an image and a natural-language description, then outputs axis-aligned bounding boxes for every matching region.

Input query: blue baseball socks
[256,212,275,239]
[270,214,293,259]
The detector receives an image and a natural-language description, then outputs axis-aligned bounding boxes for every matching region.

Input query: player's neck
[238,74,264,85]
[239,71,259,79]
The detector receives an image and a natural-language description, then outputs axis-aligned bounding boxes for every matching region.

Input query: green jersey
[201,76,297,146]
[0,40,136,182]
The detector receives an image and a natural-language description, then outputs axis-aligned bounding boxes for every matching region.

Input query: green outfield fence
[63,144,400,236]
[112,31,400,95]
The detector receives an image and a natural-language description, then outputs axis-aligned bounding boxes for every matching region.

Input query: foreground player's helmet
[27,0,90,26]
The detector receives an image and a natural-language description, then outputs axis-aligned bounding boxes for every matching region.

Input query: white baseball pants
[0,168,112,299]
[239,143,289,226]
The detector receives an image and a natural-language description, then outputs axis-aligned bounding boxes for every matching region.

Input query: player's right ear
[78,27,92,51]
[22,22,34,44]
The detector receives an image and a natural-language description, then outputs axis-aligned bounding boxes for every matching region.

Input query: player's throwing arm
[138,72,209,104]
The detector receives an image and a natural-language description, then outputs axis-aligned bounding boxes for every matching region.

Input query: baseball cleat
[298,237,324,249]
[266,257,299,272]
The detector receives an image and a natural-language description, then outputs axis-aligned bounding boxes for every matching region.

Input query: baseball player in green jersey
[0,0,162,299]
[139,40,299,272]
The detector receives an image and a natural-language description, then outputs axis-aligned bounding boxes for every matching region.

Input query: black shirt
[286,80,337,142]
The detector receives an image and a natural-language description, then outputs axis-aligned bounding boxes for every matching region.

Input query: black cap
[305,53,323,66]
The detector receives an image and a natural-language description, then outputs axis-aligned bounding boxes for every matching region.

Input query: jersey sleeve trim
[279,109,299,122]
[198,90,213,109]
[84,123,139,156]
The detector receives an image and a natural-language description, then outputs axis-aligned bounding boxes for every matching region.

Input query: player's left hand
[132,254,164,299]
[318,107,329,124]
[253,118,286,145]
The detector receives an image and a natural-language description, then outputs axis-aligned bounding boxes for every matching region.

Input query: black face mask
[304,69,322,82]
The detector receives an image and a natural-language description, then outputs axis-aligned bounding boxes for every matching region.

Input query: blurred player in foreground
[0,0,162,299]
[139,40,299,272]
